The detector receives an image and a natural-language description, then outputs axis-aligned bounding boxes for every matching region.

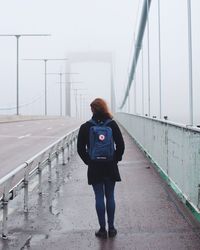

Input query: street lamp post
[48,72,79,116]
[72,88,87,118]
[23,58,68,115]
[55,81,82,116]
[78,93,88,120]
[0,34,51,115]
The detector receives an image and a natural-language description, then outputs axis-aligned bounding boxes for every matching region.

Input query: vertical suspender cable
[134,35,137,114]
[128,95,130,113]
[134,71,137,114]
[16,36,20,115]
[44,60,47,116]
[147,0,151,117]
[60,73,62,116]
[142,46,144,116]
[158,0,162,119]
[110,59,116,114]
[187,0,194,126]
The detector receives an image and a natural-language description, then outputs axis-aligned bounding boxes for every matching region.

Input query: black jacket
[77,114,125,185]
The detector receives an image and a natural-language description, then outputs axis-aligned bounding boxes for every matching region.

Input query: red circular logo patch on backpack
[99,134,105,141]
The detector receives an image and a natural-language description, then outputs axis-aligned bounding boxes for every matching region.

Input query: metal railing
[0,127,79,239]
[116,112,200,220]
[120,0,198,127]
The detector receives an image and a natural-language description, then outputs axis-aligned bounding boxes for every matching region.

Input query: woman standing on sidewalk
[77,98,125,239]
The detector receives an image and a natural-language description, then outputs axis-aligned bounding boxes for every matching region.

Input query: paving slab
[0,127,200,250]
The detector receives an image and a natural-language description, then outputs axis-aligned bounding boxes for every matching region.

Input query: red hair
[90,98,113,119]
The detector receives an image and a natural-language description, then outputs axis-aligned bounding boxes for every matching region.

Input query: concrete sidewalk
[0,128,200,249]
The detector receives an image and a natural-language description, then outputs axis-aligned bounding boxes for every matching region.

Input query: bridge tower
[65,52,115,117]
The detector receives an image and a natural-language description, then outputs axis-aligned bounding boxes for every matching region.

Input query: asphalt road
[0,117,81,179]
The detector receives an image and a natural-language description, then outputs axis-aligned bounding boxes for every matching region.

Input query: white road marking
[47,127,52,130]
[17,124,25,127]
[0,135,19,138]
[18,134,31,139]
[0,134,59,139]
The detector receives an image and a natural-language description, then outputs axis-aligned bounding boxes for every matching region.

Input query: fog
[0,0,139,119]
[0,0,199,125]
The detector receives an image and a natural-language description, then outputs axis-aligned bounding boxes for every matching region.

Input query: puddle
[49,199,60,216]
[21,234,49,249]
[30,234,49,245]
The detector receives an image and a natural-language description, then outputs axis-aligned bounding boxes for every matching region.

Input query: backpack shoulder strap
[88,118,113,126]
[88,119,97,126]
[103,119,113,126]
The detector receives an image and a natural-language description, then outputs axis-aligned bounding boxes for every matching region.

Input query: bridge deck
[1,127,200,250]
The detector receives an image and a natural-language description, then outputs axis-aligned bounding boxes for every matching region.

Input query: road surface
[0,117,81,179]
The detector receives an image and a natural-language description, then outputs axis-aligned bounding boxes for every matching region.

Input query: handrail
[0,127,79,239]
[117,112,200,133]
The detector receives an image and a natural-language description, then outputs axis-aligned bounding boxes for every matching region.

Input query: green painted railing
[115,112,200,221]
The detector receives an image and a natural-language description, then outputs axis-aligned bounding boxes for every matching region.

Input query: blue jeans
[92,179,116,229]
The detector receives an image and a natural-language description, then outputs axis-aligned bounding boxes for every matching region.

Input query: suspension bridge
[0,0,200,249]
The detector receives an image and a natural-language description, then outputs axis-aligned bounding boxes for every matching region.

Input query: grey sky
[0,0,139,118]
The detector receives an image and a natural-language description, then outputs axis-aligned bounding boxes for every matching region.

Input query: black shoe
[95,228,107,239]
[108,227,117,238]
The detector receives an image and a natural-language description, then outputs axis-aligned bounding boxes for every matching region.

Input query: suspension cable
[120,0,152,109]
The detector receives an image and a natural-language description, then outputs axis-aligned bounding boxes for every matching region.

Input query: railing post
[62,147,66,165]
[67,143,70,162]
[73,137,76,154]
[72,135,76,155]
[48,156,52,183]
[55,151,60,191]
[70,140,73,158]
[2,198,8,239]
[72,138,75,156]
[56,151,59,175]
[48,181,53,213]
[74,136,77,154]
[38,163,42,195]
[56,151,59,166]
[2,177,14,239]
[24,162,31,213]
[24,180,29,213]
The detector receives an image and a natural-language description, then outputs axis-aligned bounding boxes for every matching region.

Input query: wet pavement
[0,127,200,249]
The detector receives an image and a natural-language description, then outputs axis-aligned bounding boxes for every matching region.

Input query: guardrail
[115,112,200,221]
[0,128,79,239]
